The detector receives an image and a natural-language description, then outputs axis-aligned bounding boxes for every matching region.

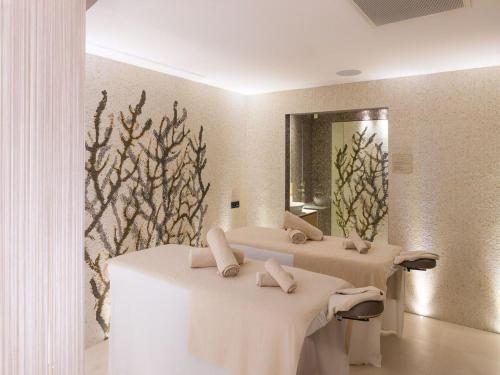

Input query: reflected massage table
[107,244,384,375]
[226,226,405,367]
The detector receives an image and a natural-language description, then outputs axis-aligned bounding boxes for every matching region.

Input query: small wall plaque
[391,153,413,174]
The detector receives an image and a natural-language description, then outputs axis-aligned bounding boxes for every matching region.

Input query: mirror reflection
[288,108,389,241]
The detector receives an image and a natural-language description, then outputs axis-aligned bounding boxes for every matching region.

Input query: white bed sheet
[108,258,350,375]
[230,243,405,367]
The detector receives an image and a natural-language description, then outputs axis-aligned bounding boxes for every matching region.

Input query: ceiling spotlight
[336,69,362,77]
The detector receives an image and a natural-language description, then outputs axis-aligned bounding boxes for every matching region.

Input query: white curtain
[0,1,85,374]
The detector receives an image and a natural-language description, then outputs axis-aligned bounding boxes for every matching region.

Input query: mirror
[286,108,389,241]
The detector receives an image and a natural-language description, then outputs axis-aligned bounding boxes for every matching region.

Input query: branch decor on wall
[85,90,210,338]
[332,127,388,241]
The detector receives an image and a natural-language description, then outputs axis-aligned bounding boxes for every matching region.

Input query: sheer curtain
[1,1,85,374]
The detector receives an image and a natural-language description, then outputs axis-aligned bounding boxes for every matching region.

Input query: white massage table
[107,245,361,375]
[226,226,405,367]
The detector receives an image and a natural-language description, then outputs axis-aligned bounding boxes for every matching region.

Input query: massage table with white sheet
[107,244,363,375]
[226,226,405,367]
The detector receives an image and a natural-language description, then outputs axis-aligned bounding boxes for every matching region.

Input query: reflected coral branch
[332,127,388,241]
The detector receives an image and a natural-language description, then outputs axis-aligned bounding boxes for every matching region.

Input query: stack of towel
[327,286,384,321]
[189,227,241,277]
[282,211,323,244]
[343,230,370,254]
[190,227,297,293]
[257,258,297,294]
[393,250,439,265]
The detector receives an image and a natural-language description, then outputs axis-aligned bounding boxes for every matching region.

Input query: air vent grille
[352,0,470,26]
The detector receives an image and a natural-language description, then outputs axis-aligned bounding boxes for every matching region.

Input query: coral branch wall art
[85,90,210,339]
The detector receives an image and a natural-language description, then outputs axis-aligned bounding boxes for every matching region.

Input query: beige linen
[287,228,307,244]
[264,258,297,293]
[206,227,240,277]
[186,252,351,375]
[189,247,244,268]
[226,226,402,291]
[256,271,294,287]
[349,230,369,254]
[283,211,323,241]
[108,245,351,375]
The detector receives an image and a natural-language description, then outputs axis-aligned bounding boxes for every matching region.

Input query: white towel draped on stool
[282,211,323,241]
[206,227,240,277]
[327,286,384,321]
[336,286,382,295]
[394,251,439,265]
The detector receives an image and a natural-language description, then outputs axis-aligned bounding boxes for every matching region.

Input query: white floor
[86,313,500,375]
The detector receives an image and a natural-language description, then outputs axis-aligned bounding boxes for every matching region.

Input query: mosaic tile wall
[245,66,500,333]
[85,55,247,346]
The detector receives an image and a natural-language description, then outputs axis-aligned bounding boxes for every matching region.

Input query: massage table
[226,226,405,367]
[107,244,384,375]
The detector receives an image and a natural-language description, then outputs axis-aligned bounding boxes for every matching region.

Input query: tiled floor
[86,313,500,375]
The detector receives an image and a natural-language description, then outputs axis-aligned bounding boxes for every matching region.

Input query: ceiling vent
[352,0,471,26]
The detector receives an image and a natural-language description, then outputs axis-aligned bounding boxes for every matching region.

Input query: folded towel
[256,271,294,287]
[189,247,245,268]
[394,251,439,265]
[264,258,297,293]
[335,286,383,295]
[206,227,240,277]
[349,230,369,254]
[287,228,307,244]
[282,211,323,241]
[327,286,384,321]
[342,238,371,250]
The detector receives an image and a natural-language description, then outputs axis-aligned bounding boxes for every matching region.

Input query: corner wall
[85,56,500,337]
[245,66,500,333]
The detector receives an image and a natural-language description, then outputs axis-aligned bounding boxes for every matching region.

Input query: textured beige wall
[245,66,500,333]
[85,54,247,346]
[85,55,500,336]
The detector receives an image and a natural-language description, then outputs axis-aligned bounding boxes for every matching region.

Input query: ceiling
[86,0,500,94]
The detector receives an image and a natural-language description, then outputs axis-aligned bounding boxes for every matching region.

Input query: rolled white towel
[282,211,323,241]
[287,228,307,244]
[342,238,371,250]
[189,247,245,268]
[327,286,384,321]
[394,251,439,265]
[206,227,240,277]
[264,258,297,293]
[349,230,369,254]
[256,271,294,287]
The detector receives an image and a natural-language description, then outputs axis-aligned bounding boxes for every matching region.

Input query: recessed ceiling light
[336,69,362,77]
